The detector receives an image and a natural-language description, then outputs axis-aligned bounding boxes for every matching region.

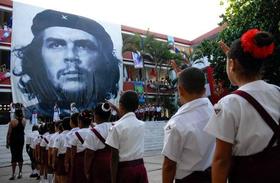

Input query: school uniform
[205,80,280,183]
[162,98,215,183]
[31,134,43,165]
[106,112,148,183]
[48,132,59,174]
[53,130,69,176]
[70,128,89,183]
[64,127,79,178]
[49,132,59,149]
[83,122,112,183]
[40,132,50,167]
[26,130,39,172]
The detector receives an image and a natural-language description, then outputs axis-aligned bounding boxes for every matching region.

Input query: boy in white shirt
[106,91,148,183]
[26,125,39,178]
[162,67,215,183]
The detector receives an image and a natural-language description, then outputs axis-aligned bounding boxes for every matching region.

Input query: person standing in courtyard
[6,103,26,180]
[162,67,215,183]
[205,29,280,183]
[106,91,148,183]
[83,102,113,183]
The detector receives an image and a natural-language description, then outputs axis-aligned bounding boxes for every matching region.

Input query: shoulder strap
[233,90,280,150]
[43,137,49,144]
[75,131,84,144]
[91,128,106,145]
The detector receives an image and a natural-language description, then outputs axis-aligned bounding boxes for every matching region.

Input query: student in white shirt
[53,118,71,183]
[48,122,60,183]
[26,125,39,178]
[205,29,280,183]
[162,67,215,183]
[39,124,49,181]
[106,91,148,183]
[64,113,79,174]
[70,110,92,183]
[84,102,112,182]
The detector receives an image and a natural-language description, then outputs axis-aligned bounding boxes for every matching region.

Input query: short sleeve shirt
[40,132,50,149]
[162,98,215,179]
[49,132,59,148]
[53,131,69,155]
[70,128,90,153]
[64,127,79,148]
[205,80,280,156]
[83,122,112,151]
[106,112,145,162]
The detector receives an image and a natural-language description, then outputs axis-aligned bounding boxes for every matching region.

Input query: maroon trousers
[117,159,148,183]
[175,167,211,183]
[55,154,67,176]
[88,147,111,183]
[72,151,87,183]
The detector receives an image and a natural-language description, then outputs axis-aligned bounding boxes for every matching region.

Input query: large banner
[11,2,123,119]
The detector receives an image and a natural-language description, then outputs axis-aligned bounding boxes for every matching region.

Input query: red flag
[149,68,157,77]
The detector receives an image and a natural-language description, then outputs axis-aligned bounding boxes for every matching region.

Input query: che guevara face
[41,26,99,93]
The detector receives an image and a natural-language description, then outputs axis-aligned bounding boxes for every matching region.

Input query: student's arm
[84,149,95,180]
[162,156,177,183]
[64,147,71,173]
[107,101,120,118]
[48,147,52,167]
[52,148,58,169]
[71,146,77,166]
[111,147,119,183]
[212,138,233,183]
[219,41,230,55]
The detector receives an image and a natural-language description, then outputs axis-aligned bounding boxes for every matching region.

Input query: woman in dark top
[6,103,26,180]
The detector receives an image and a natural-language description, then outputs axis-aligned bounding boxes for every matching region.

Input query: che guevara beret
[31,9,113,52]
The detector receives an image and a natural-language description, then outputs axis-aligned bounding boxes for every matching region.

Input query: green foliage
[122,31,184,79]
[195,0,280,88]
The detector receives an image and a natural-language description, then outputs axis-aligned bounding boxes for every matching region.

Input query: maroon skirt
[88,147,111,183]
[72,151,87,183]
[117,159,148,183]
[55,154,67,176]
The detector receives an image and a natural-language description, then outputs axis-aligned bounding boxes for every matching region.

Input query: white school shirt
[106,112,145,162]
[205,80,280,156]
[31,134,42,149]
[70,128,90,153]
[26,130,39,145]
[83,122,112,151]
[49,132,59,148]
[64,127,79,148]
[40,132,50,149]
[162,98,215,179]
[53,130,69,155]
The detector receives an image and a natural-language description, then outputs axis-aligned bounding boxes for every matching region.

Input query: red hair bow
[241,29,275,59]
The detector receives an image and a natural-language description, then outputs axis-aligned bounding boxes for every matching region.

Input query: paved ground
[0,121,166,183]
[0,155,163,183]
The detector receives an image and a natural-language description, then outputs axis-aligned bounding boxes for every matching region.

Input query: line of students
[26,91,148,183]
[162,29,280,183]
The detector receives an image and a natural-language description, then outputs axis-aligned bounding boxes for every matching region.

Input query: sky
[14,0,226,41]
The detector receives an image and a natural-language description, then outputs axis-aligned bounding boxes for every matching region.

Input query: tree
[194,0,280,89]
[122,31,183,103]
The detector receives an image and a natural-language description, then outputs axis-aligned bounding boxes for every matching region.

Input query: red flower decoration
[241,29,275,59]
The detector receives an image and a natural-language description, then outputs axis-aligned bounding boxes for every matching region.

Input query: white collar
[172,98,209,119]
[238,80,265,91]
[116,112,135,123]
